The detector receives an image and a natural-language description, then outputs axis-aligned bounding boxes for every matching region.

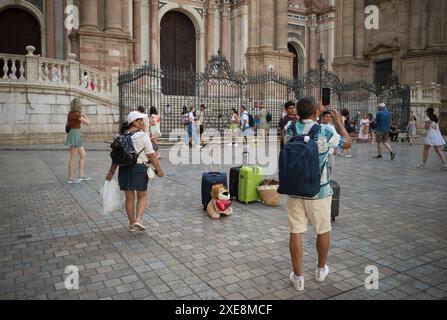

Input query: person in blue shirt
[374,103,395,160]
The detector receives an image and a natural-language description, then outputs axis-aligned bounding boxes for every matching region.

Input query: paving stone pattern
[0,142,446,300]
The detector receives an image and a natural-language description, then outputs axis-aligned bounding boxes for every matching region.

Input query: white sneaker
[417,163,425,168]
[227,143,233,146]
[441,165,447,171]
[315,265,329,282]
[67,178,81,184]
[344,154,352,158]
[289,272,304,291]
[78,176,92,182]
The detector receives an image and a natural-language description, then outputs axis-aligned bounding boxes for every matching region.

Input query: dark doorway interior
[375,59,393,89]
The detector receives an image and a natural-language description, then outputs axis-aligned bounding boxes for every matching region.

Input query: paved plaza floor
[0,141,446,300]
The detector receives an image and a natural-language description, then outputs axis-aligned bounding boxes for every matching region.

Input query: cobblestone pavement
[0,141,446,300]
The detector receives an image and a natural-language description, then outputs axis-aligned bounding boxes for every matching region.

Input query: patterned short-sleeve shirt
[285,119,345,199]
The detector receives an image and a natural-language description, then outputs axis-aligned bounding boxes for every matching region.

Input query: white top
[130,131,155,164]
[240,111,249,129]
[196,110,204,125]
[188,112,195,123]
[424,117,446,147]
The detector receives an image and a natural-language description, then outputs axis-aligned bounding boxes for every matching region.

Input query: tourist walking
[65,98,92,184]
[340,109,353,158]
[358,114,370,142]
[368,113,376,144]
[228,108,240,146]
[106,111,164,233]
[196,104,206,146]
[279,101,298,150]
[149,106,162,159]
[240,105,251,145]
[283,97,352,291]
[407,115,418,146]
[374,103,396,160]
[259,102,269,141]
[253,102,261,136]
[181,106,193,147]
[417,108,447,170]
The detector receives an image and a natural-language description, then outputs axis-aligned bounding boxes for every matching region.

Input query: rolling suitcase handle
[242,151,260,175]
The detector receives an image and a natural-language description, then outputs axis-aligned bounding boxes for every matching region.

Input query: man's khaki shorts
[376,131,389,143]
[286,197,332,235]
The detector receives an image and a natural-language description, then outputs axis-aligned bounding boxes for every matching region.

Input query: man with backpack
[240,105,251,145]
[279,97,351,291]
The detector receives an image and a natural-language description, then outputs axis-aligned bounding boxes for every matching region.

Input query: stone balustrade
[0,46,118,100]
[411,81,441,105]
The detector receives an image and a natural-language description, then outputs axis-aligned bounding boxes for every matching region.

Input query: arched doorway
[160,11,197,95]
[288,43,304,79]
[160,11,196,71]
[0,7,41,55]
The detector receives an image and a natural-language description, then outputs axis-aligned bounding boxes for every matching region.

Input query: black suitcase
[201,169,228,210]
[229,166,241,200]
[330,180,340,221]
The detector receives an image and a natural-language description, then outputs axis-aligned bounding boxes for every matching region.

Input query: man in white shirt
[240,105,250,145]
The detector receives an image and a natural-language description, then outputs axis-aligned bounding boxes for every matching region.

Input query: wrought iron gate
[118,53,410,135]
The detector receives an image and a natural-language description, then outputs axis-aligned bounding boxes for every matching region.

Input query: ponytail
[426,108,439,123]
[120,121,131,135]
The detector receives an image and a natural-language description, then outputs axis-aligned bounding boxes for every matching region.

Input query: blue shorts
[254,119,260,127]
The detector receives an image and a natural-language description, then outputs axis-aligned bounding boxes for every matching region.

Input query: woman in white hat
[106,111,164,233]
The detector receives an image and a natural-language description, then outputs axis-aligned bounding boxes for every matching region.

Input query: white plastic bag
[100,180,121,215]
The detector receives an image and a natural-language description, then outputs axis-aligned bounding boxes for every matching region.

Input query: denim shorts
[118,164,148,191]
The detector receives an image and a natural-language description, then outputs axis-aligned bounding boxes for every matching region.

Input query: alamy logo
[64,265,79,290]
[364,265,379,290]
[365,5,379,30]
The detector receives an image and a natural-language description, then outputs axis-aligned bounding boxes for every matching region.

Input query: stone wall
[0,85,119,145]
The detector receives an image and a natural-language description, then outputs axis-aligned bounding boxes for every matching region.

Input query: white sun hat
[127,111,147,124]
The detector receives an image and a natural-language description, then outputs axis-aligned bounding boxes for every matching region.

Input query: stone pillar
[308,22,317,69]
[341,0,354,57]
[409,0,423,50]
[133,0,142,64]
[355,0,364,59]
[427,0,442,47]
[259,0,274,50]
[220,4,230,58]
[248,0,258,50]
[45,0,56,58]
[79,0,99,31]
[275,0,288,51]
[122,0,130,34]
[206,2,217,61]
[104,0,123,34]
[150,0,159,65]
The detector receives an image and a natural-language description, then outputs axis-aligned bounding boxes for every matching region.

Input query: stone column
[133,0,142,64]
[275,0,288,51]
[79,0,99,31]
[341,0,354,57]
[248,0,258,50]
[354,0,364,59]
[150,0,159,65]
[259,0,274,50]
[220,4,230,58]
[104,0,123,34]
[427,0,442,47]
[308,22,317,69]
[45,0,56,58]
[122,0,130,34]
[206,2,217,60]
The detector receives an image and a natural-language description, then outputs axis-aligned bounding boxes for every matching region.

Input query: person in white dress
[417,108,447,170]
[358,114,370,142]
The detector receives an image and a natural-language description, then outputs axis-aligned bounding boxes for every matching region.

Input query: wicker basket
[257,184,281,207]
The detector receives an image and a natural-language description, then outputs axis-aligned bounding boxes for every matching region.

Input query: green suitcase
[238,165,264,204]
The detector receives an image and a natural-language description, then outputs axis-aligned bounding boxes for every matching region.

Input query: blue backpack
[277,122,323,198]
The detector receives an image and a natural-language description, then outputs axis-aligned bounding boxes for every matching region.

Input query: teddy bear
[207,184,233,219]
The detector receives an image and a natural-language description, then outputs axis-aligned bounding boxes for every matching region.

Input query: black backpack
[110,131,144,166]
[266,111,272,123]
[248,114,255,127]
